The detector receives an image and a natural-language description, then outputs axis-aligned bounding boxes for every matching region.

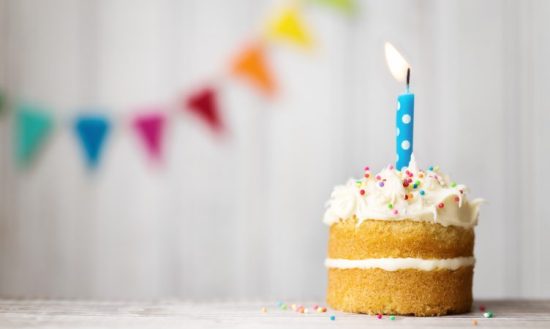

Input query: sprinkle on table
[330,315,336,321]
[379,182,385,187]
[261,307,267,313]
[360,189,365,196]
[472,319,478,326]
[376,313,382,319]
[438,202,445,208]
[420,190,426,196]
[390,315,396,320]
[451,182,457,188]
[479,305,486,312]
[483,311,494,318]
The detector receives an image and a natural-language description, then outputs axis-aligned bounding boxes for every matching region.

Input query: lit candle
[385,42,414,170]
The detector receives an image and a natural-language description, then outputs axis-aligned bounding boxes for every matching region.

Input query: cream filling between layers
[325,256,475,271]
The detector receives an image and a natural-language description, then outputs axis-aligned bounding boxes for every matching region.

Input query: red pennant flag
[231,43,276,96]
[133,111,166,161]
[185,87,223,132]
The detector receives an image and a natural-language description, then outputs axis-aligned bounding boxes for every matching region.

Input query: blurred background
[0,0,549,301]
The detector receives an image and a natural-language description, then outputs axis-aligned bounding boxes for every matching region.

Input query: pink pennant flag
[133,111,166,161]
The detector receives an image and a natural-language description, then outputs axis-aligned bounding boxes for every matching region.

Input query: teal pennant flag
[15,104,54,167]
[74,114,110,169]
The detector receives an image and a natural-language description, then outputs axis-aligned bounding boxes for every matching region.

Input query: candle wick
[406,68,411,93]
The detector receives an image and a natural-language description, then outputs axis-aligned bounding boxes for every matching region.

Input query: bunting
[231,43,276,96]
[15,105,53,166]
[74,115,110,169]
[265,7,314,48]
[133,111,165,161]
[186,87,223,132]
[1,1,354,170]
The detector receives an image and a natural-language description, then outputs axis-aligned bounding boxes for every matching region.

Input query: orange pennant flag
[265,7,313,48]
[231,43,276,96]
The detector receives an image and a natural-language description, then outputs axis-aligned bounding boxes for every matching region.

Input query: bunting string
[0,1,357,170]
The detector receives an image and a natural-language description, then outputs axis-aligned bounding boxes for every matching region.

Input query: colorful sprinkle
[406,170,413,177]
[388,203,393,209]
[419,172,425,178]
[317,307,327,313]
[376,175,381,180]
[472,319,478,326]
[291,304,297,311]
[376,313,382,319]
[454,196,460,202]
[390,315,396,321]
[403,181,409,188]
[434,165,440,171]
[360,189,365,196]
[420,190,426,196]
[364,173,370,178]
[428,166,434,171]
[479,305,486,312]
[261,307,267,313]
[438,202,445,209]
[483,311,494,318]
[313,304,319,310]
[330,315,336,321]
[388,164,394,170]
[379,182,385,187]
[404,194,409,200]
[451,182,457,188]
[364,166,370,171]
[393,209,399,215]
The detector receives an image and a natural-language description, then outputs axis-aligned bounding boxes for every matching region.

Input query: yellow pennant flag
[265,7,313,48]
[231,43,276,96]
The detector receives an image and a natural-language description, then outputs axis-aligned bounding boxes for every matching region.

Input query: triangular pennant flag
[265,7,314,48]
[185,87,223,132]
[74,114,110,169]
[15,105,53,166]
[310,0,357,14]
[0,90,5,115]
[133,111,165,161]
[231,43,276,96]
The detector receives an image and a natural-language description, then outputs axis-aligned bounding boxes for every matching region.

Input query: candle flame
[385,42,410,83]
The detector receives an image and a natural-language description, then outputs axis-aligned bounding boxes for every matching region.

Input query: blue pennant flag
[15,104,53,167]
[74,114,110,169]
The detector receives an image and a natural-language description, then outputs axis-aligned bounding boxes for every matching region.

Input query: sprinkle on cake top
[323,156,483,228]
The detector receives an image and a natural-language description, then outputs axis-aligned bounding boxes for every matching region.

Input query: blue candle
[385,42,415,170]
[396,85,414,170]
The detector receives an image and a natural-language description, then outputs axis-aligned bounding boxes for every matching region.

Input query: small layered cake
[324,157,483,316]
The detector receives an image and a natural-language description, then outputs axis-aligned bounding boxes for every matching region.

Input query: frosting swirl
[323,156,483,228]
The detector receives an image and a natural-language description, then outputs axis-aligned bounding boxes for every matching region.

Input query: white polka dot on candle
[402,114,411,124]
[401,140,410,150]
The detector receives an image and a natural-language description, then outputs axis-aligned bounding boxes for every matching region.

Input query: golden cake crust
[328,218,474,259]
[327,266,473,316]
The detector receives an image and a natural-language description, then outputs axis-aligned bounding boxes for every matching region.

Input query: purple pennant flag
[133,111,166,161]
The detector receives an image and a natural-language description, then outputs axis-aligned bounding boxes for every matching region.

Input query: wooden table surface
[0,299,548,328]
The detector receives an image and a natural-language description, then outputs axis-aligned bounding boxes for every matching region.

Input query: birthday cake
[323,157,483,316]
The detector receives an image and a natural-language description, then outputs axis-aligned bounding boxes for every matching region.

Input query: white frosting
[325,257,475,271]
[323,156,484,228]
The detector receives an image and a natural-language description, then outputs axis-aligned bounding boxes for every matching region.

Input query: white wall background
[0,0,549,300]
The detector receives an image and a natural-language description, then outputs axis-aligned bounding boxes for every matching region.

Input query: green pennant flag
[15,104,54,166]
[0,90,5,115]
[311,0,357,14]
